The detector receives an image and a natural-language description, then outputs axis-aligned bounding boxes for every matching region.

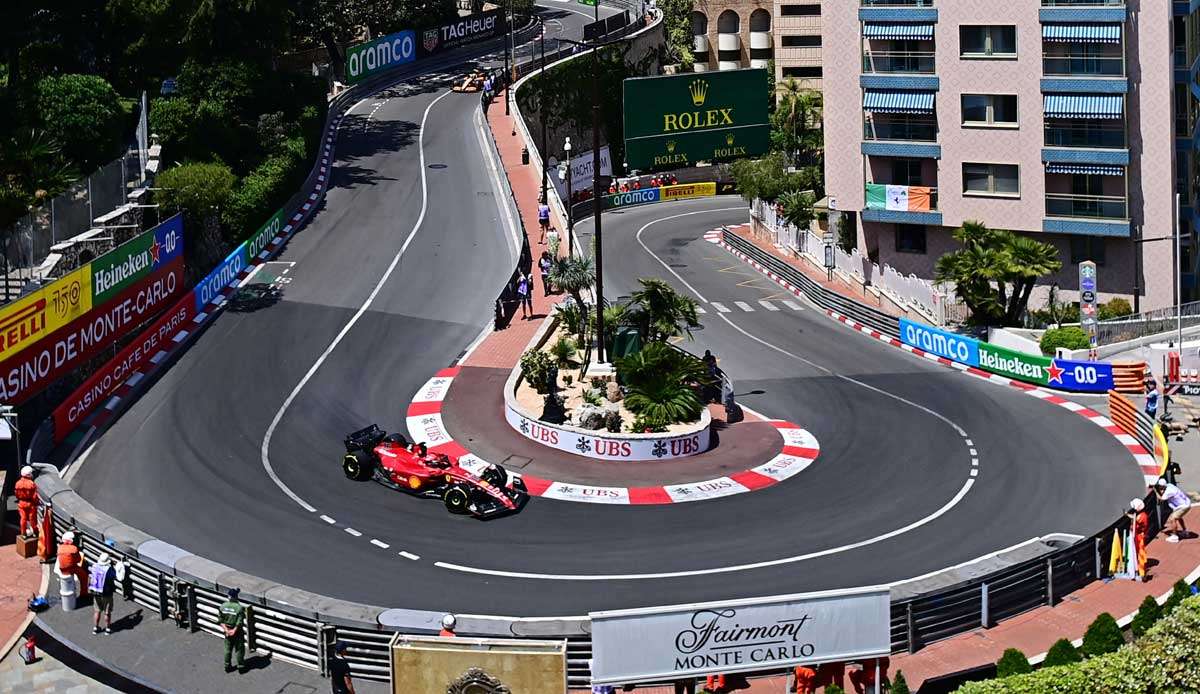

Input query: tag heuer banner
[417,10,506,59]
[590,587,890,685]
[623,69,770,170]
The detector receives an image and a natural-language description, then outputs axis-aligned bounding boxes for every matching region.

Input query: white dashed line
[696,306,706,314]
[969,448,977,456]
[344,527,362,537]
[965,439,974,446]
[782,300,804,311]
[970,469,979,477]
[400,551,420,561]
[758,300,780,311]
[371,539,390,549]
[733,301,755,312]
[320,515,336,524]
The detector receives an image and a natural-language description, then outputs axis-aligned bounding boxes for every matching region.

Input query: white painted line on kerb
[371,539,390,549]
[758,300,779,311]
[734,301,755,312]
[400,551,420,561]
[344,527,362,537]
[260,89,454,515]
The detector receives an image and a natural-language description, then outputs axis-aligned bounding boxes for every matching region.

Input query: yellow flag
[1108,528,1124,575]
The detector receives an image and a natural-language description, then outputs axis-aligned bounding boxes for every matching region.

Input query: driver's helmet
[429,454,451,469]
[384,433,408,447]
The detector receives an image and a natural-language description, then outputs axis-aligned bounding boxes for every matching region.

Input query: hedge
[954,595,1200,693]
[1039,326,1090,356]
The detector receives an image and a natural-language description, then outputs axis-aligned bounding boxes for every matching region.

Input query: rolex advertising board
[623,69,770,170]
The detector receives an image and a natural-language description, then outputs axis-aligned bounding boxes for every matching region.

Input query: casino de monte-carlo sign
[622,68,770,170]
[589,587,890,685]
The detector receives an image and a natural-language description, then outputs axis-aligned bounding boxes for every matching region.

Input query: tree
[1043,638,1082,667]
[890,671,910,694]
[1163,579,1193,615]
[657,0,694,70]
[772,79,822,167]
[935,221,1062,326]
[995,648,1031,677]
[156,161,236,224]
[548,255,595,346]
[1080,613,1124,658]
[1130,595,1162,637]
[627,278,700,343]
[34,74,125,171]
[779,189,816,231]
[728,151,819,203]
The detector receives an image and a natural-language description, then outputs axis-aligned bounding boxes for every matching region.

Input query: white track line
[260,89,453,514]
[400,551,421,561]
[632,207,746,303]
[758,300,779,311]
[734,301,755,312]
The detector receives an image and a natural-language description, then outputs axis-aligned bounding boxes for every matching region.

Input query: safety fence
[749,199,968,326]
[720,226,901,338]
[1093,299,1200,347]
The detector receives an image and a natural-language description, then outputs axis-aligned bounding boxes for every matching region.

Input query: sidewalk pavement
[0,517,43,658]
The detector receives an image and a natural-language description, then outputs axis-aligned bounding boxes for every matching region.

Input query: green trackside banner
[91,214,185,305]
[978,342,1053,384]
[623,68,770,170]
[240,208,286,266]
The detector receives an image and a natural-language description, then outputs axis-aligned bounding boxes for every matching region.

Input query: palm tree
[774,80,823,166]
[1003,234,1062,325]
[628,278,700,342]
[548,255,595,345]
[617,342,711,427]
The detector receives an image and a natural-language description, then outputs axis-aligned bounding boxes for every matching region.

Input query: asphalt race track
[68,21,1142,617]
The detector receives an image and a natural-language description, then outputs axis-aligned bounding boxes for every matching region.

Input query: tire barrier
[1112,359,1149,394]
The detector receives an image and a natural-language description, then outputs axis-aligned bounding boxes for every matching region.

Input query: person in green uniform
[219,588,246,673]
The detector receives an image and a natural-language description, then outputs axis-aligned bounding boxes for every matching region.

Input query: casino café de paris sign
[588,587,891,685]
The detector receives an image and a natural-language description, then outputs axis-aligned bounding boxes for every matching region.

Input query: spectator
[330,640,356,694]
[669,173,678,185]
[89,553,118,634]
[790,664,816,694]
[632,179,641,190]
[482,76,493,101]
[517,272,533,319]
[439,614,457,637]
[539,251,553,296]
[219,588,247,673]
[608,181,617,194]
[57,531,88,599]
[538,201,551,243]
[1128,498,1149,580]
[1145,378,1160,420]
[1152,478,1191,542]
[14,465,39,538]
[848,657,889,693]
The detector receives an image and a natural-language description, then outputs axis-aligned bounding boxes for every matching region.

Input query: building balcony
[1039,1,1125,22]
[1042,54,1124,78]
[864,119,937,142]
[1044,123,1126,149]
[859,3,937,22]
[861,0,934,6]
[1045,192,1127,220]
[718,59,740,71]
[863,183,943,224]
[750,31,772,50]
[693,34,709,53]
[1040,0,1123,5]
[718,32,740,51]
[862,51,935,74]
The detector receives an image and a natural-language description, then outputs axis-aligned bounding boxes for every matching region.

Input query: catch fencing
[750,199,968,326]
[1093,299,1200,347]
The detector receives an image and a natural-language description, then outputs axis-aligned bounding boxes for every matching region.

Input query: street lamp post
[590,42,606,364]
[562,137,573,255]
[504,2,512,115]
[540,26,548,203]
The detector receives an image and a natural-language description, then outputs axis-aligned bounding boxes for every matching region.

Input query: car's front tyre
[443,486,470,514]
[342,452,374,481]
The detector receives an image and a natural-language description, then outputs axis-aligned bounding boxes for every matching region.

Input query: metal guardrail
[719,227,901,338]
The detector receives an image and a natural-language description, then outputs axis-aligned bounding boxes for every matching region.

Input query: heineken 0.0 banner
[623,69,770,170]
[977,342,1113,392]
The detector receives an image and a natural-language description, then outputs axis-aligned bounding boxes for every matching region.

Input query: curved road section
[68,31,1140,617]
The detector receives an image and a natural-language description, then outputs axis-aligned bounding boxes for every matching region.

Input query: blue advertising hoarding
[899,318,979,367]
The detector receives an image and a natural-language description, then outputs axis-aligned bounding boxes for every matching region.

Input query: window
[891,159,922,186]
[895,225,927,254]
[963,163,1019,196]
[780,4,820,16]
[782,66,823,78]
[961,94,1018,126]
[782,35,821,48]
[960,26,1016,57]
[1070,237,1106,266]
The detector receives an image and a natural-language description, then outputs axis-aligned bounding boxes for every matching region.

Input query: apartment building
[824,0,1180,313]
[690,0,823,90]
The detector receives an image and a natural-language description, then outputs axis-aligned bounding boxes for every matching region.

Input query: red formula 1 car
[341,424,528,517]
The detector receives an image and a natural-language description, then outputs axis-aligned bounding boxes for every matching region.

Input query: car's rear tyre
[342,452,373,481]
[443,486,470,514]
[481,464,507,489]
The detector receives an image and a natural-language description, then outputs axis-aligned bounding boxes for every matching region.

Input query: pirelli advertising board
[623,69,769,170]
[0,214,184,405]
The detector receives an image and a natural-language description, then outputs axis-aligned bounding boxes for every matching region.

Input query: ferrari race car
[341,425,528,517]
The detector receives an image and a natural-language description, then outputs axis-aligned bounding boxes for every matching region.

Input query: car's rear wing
[344,424,386,452]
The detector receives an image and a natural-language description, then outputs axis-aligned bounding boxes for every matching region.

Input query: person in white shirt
[1152,477,1192,542]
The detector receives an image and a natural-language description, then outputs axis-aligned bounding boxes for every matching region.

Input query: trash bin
[609,327,641,361]
[57,569,77,611]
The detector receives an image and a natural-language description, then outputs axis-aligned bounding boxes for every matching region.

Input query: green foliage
[155,161,235,226]
[824,686,845,694]
[1081,613,1124,658]
[617,342,710,427]
[778,189,816,231]
[657,0,694,69]
[1163,579,1192,615]
[626,278,701,343]
[555,302,588,344]
[1039,326,1090,355]
[1043,638,1082,667]
[995,648,1032,678]
[955,595,1200,694]
[548,257,596,345]
[935,221,1062,326]
[728,151,820,203]
[548,336,577,369]
[222,146,305,241]
[519,349,555,394]
[629,415,667,433]
[1098,298,1133,321]
[582,388,603,406]
[34,75,125,171]
[1130,595,1162,638]
[772,79,823,168]
[891,671,910,694]
[604,410,623,433]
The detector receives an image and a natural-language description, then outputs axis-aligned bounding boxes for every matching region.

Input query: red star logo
[148,237,161,265]
[1046,360,1065,384]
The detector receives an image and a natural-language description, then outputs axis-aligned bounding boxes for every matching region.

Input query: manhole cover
[276,684,317,694]
[502,454,533,470]
[428,163,448,169]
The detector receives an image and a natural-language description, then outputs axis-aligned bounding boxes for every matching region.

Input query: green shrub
[995,648,1032,677]
[604,410,622,433]
[1043,638,1081,667]
[34,74,125,171]
[548,336,577,369]
[1163,579,1192,615]
[824,686,844,694]
[891,671,910,694]
[1081,613,1124,658]
[1130,595,1162,637]
[1098,298,1133,321]
[519,349,555,393]
[617,342,708,427]
[1039,326,1091,355]
[222,148,304,240]
[629,416,667,433]
[955,595,1200,693]
[156,161,235,225]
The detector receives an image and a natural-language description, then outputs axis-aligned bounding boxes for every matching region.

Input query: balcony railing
[1042,55,1124,77]
[1044,124,1126,149]
[866,184,940,211]
[864,120,938,142]
[861,0,934,6]
[1041,0,1123,5]
[1045,193,1127,219]
[863,51,936,74]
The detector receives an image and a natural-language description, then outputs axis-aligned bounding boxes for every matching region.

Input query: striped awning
[1042,24,1122,44]
[863,90,935,114]
[863,23,934,40]
[1043,94,1123,119]
[1045,163,1125,176]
